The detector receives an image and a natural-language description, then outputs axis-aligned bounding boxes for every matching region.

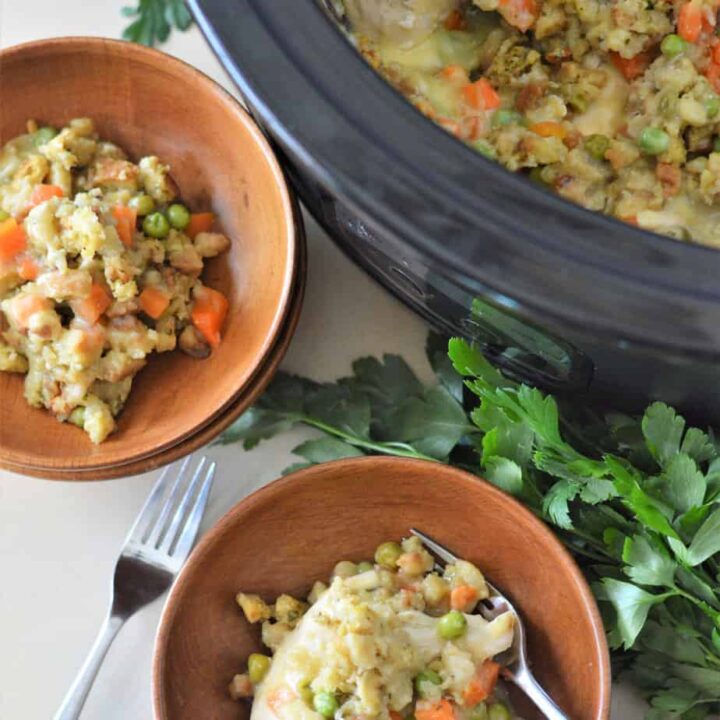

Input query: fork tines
[128,455,216,560]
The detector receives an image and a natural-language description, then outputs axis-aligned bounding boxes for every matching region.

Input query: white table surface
[0,3,649,718]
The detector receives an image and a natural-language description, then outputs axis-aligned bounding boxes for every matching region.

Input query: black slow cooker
[191,0,720,421]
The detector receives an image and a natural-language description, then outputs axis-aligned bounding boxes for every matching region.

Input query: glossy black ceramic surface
[191,0,720,421]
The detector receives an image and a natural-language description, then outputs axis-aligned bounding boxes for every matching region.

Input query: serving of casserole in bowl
[153,457,610,720]
[0,37,302,477]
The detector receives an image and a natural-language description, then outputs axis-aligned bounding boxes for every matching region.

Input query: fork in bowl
[54,455,216,720]
[410,528,569,720]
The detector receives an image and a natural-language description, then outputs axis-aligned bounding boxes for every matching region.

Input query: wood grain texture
[153,458,611,720]
[0,38,299,475]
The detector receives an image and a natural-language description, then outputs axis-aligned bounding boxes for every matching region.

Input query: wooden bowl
[0,38,299,474]
[3,228,307,480]
[153,458,611,720]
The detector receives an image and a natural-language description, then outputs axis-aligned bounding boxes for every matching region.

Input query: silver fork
[54,455,216,720]
[411,528,568,720]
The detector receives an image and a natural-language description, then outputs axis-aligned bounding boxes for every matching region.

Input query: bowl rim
[151,456,612,720]
[0,36,299,471]
[191,0,720,357]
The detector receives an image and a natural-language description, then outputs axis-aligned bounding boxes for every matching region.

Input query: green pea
[660,33,686,58]
[469,704,489,720]
[0,209,9,222]
[472,140,496,159]
[638,127,670,156]
[414,670,442,698]
[706,94,720,118]
[130,194,155,216]
[333,560,358,578]
[714,136,720,153]
[313,691,339,718]
[69,407,85,428]
[584,133,610,161]
[374,541,402,569]
[492,109,522,127]
[437,609,467,640]
[357,561,374,573]
[167,203,191,230]
[488,703,512,720]
[33,126,58,147]
[143,212,170,239]
[247,653,271,684]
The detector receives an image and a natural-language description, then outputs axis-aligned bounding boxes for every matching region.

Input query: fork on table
[53,455,216,720]
[411,528,569,720]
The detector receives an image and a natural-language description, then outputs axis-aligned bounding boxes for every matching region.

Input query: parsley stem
[299,417,440,463]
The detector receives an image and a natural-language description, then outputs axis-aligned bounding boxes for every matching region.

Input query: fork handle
[53,613,125,720]
[509,665,569,720]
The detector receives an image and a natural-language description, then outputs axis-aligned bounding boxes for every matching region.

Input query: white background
[0,2,648,718]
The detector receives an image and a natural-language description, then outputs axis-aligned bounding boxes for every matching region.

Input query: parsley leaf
[642,402,686,467]
[622,535,676,587]
[687,508,720,566]
[658,453,707,515]
[601,579,673,649]
[122,0,194,46]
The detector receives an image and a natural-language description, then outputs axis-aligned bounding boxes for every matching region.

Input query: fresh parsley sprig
[220,327,720,718]
[121,0,193,47]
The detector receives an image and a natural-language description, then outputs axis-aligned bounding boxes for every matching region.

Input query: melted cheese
[251,575,514,720]
[573,65,628,137]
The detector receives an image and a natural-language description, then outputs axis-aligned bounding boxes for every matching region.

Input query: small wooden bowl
[0,38,299,475]
[153,458,611,720]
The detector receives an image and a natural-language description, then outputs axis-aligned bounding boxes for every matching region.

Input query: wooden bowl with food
[0,38,300,477]
[153,457,611,720]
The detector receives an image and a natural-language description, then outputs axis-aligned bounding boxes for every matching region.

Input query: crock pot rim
[190,0,720,353]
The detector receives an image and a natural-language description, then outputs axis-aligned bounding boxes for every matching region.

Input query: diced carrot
[139,287,171,319]
[415,699,455,720]
[6,294,51,329]
[462,661,501,707]
[441,64,470,84]
[70,282,111,325]
[0,218,27,263]
[529,121,567,139]
[450,585,479,612]
[678,1,703,42]
[609,50,652,80]
[112,205,138,248]
[462,78,501,111]
[266,687,296,716]
[712,44,720,65]
[186,212,215,239]
[17,257,40,281]
[444,8,467,30]
[706,62,720,92]
[28,184,64,211]
[498,0,538,31]
[390,712,403,720]
[437,117,464,138]
[191,285,229,349]
[621,215,639,225]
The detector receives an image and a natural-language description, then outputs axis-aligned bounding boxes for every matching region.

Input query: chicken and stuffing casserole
[338,0,720,246]
[231,537,517,720]
[0,119,230,443]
